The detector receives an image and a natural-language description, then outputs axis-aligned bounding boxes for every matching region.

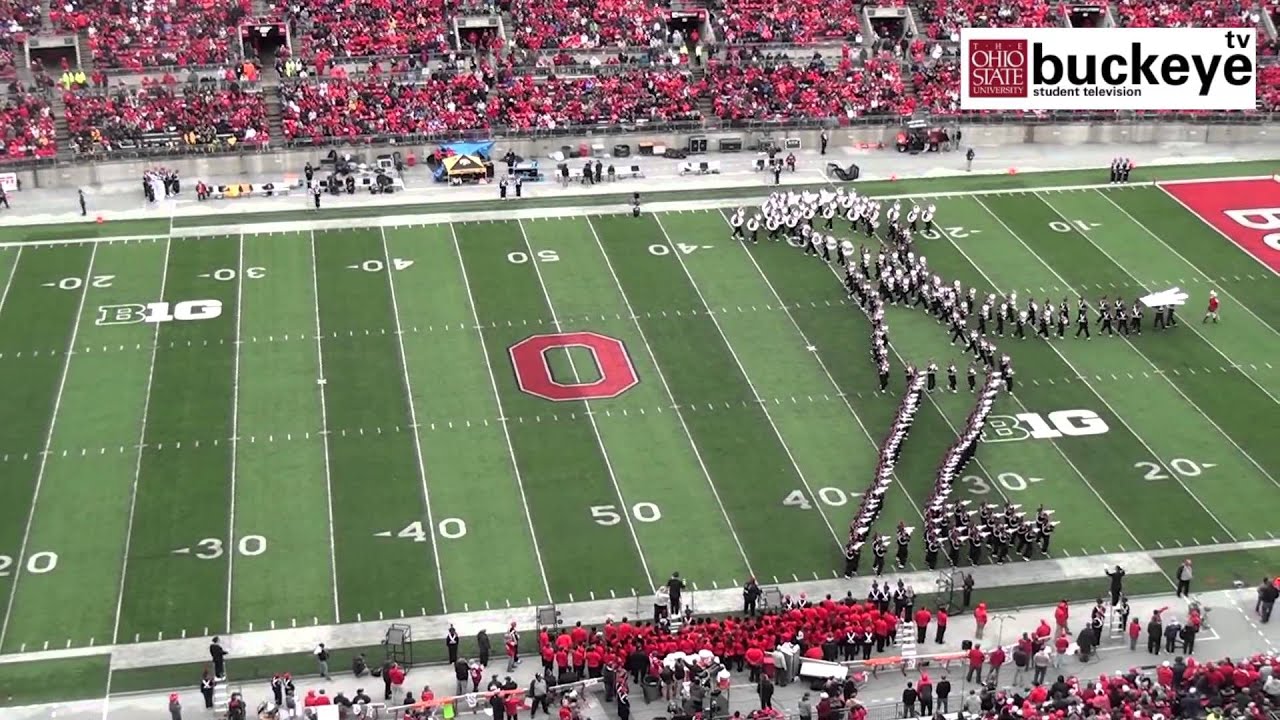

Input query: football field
[0,167,1276,655]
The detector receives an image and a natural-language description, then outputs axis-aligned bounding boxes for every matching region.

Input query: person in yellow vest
[73,69,86,87]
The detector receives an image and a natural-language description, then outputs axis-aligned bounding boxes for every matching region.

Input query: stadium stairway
[265,90,284,148]
[52,92,71,160]
[251,0,271,17]
[75,33,95,73]
[39,0,52,28]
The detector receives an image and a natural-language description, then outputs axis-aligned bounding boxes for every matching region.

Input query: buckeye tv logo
[961,28,1256,111]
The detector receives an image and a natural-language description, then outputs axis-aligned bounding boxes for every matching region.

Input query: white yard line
[650,213,844,548]
[0,244,99,648]
[971,196,1237,542]
[225,234,245,633]
[1156,181,1280,279]
[1094,190,1280,339]
[583,216,755,577]
[1035,195,1280,489]
[917,213,1153,556]
[307,231,343,624]
[378,225,449,613]
[448,224,552,604]
[514,218,657,592]
[110,238,173,644]
[715,209,931,523]
[0,247,21,310]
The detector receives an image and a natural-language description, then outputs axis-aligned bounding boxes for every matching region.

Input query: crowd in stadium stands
[273,0,452,59]
[63,82,268,155]
[711,0,864,45]
[508,0,668,50]
[50,0,250,70]
[707,52,907,122]
[908,58,961,115]
[0,91,57,160]
[278,67,700,141]
[1260,65,1280,111]
[0,0,42,77]
[915,0,1056,42]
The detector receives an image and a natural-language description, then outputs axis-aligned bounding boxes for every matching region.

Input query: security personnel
[843,541,862,578]
[947,362,957,393]
[872,535,888,576]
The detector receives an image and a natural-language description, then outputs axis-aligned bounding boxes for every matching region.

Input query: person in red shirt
[935,608,948,644]
[914,608,932,644]
[987,646,1006,684]
[1055,601,1070,634]
[1204,291,1220,323]
[540,645,555,675]
[1128,618,1142,650]
[570,623,588,646]
[966,645,984,683]
[572,647,587,680]
[974,602,988,640]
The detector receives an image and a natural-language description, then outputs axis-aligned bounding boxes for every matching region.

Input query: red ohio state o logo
[509,332,639,402]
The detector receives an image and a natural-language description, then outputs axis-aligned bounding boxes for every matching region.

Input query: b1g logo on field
[96,300,224,326]
[961,27,1256,111]
[509,331,639,402]
[982,410,1109,444]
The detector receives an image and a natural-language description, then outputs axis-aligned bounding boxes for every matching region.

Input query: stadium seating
[711,0,865,45]
[272,0,452,58]
[916,0,1057,42]
[0,92,57,161]
[1260,65,1280,111]
[0,0,1275,157]
[50,0,252,70]
[0,0,41,78]
[507,0,668,49]
[279,69,702,141]
[63,83,269,155]
[707,54,908,122]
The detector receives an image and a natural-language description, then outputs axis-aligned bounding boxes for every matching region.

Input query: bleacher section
[0,0,1276,163]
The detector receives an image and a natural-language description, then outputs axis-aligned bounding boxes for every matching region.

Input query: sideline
[0,175,1271,249]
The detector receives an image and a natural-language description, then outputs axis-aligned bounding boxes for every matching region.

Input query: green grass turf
[0,163,1276,662]
[0,654,110,706]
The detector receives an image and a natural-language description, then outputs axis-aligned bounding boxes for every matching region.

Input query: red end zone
[1160,178,1280,275]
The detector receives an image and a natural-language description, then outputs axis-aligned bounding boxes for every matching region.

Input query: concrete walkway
[7,585,1279,720]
